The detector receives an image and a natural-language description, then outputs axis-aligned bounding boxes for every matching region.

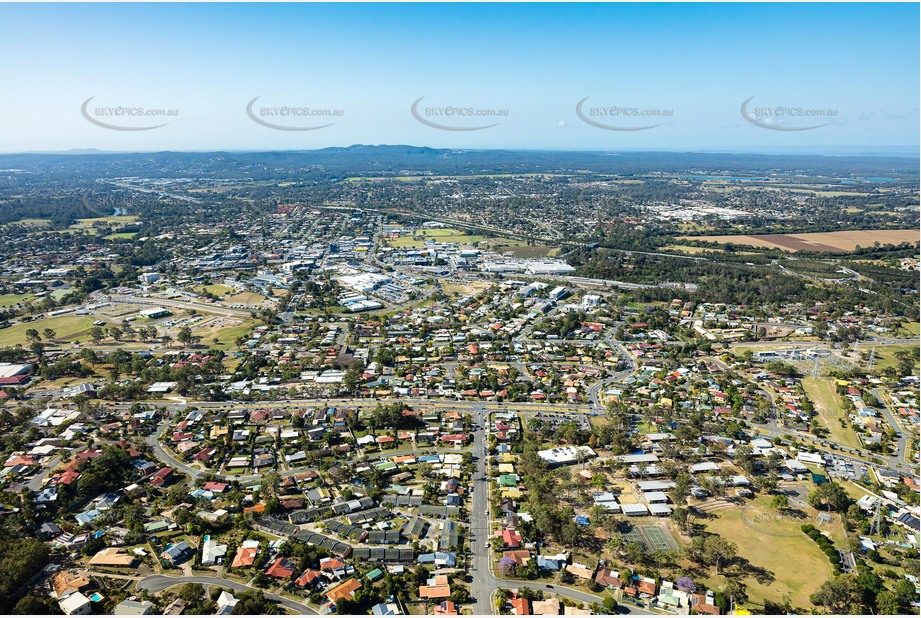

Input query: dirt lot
[680,229,918,253]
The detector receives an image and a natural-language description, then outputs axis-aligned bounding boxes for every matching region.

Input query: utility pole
[870,499,883,536]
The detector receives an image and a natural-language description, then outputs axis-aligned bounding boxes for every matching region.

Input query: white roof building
[147,381,177,393]
[139,307,171,318]
[649,503,673,516]
[59,592,93,615]
[689,462,721,473]
[637,480,676,492]
[0,362,31,378]
[114,599,154,615]
[796,451,825,465]
[621,503,649,516]
[216,591,238,615]
[537,446,596,466]
[201,537,228,566]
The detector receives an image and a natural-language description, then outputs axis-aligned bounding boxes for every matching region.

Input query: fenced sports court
[619,524,679,553]
[643,525,677,552]
[622,528,648,550]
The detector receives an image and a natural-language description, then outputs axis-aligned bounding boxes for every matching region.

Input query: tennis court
[622,528,648,551]
[642,525,677,552]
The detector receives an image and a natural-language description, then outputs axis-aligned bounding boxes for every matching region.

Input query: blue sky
[0,3,917,154]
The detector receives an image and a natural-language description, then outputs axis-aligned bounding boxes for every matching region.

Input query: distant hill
[0,146,917,180]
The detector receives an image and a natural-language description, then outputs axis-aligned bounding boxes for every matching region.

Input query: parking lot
[825,455,868,482]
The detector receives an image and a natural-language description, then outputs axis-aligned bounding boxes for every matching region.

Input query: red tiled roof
[265,557,296,579]
[691,595,721,615]
[637,580,656,595]
[319,557,345,571]
[419,585,451,599]
[230,547,258,568]
[434,600,458,615]
[326,578,361,602]
[4,455,37,467]
[295,568,322,588]
[511,597,531,615]
[502,529,522,548]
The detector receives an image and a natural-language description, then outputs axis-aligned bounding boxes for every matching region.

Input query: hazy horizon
[4,144,920,159]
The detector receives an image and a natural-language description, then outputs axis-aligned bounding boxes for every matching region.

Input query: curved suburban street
[137,574,316,615]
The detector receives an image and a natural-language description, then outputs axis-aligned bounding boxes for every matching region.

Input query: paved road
[26,455,61,490]
[137,574,316,614]
[583,325,635,413]
[468,405,493,615]
[750,421,915,477]
[145,411,489,484]
[467,405,653,615]
[125,397,593,414]
[870,388,913,467]
[135,395,596,482]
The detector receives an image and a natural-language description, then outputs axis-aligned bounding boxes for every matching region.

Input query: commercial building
[139,307,172,319]
[537,446,596,467]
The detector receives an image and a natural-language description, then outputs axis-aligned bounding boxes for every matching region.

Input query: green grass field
[802,377,861,448]
[223,291,267,306]
[700,495,839,609]
[184,316,258,350]
[420,228,463,237]
[4,218,52,227]
[676,221,717,233]
[200,284,266,306]
[103,232,139,240]
[0,293,37,308]
[386,228,486,248]
[72,215,139,227]
[870,344,920,371]
[0,315,97,346]
[210,323,256,349]
[201,283,235,296]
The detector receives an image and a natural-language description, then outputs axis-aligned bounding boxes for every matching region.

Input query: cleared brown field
[503,244,557,258]
[680,229,919,253]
